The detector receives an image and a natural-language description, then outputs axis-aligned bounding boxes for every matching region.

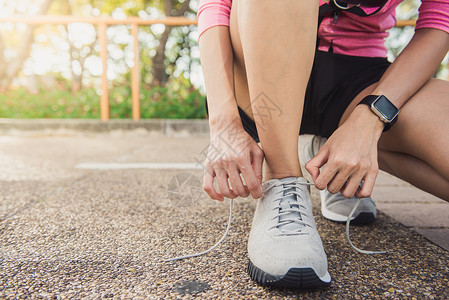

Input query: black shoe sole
[351,212,376,225]
[247,260,331,290]
[331,212,376,225]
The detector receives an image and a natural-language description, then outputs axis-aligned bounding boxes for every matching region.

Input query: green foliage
[0,87,100,118]
[110,76,207,119]
[0,84,206,119]
[89,0,159,16]
[141,85,206,119]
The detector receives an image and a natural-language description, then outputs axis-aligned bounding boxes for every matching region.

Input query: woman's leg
[339,79,449,201]
[228,1,331,289]
[378,150,449,200]
[229,3,252,121]
[230,0,318,180]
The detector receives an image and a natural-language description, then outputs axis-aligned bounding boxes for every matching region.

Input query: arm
[360,0,449,127]
[373,28,449,109]
[197,0,237,128]
[199,26,240,132]
[307,25,449,198]
[198,5,264,201]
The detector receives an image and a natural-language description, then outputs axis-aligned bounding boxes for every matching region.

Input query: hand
[305,105,384,198]
[203,118,264,201]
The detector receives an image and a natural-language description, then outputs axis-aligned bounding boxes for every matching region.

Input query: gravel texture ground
[0,134,448,299]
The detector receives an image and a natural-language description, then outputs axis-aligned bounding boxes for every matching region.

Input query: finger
[240,160,263,199]
[227,166,250,198]
[312,157,341,191]
[251,145,264,185]
[216,169,237,199]
[203,169,223,201]
[341,171,365,198]
[305,147,329,181]
[356,169,378,199]
[326,165,357,194]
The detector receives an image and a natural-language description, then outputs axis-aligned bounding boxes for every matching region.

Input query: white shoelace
[164,183,385,262]
[346,197,386,254]
[270,180,312,235]
[164,199,233,262]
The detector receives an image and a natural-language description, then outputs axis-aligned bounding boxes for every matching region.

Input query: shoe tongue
[277,178,304,232]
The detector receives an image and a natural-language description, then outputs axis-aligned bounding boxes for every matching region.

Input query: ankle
[264,171,303,181]
[262,158,303,181]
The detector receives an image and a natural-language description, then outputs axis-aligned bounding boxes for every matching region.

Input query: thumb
[305,147,329,181]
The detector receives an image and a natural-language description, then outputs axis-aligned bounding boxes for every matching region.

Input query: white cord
[345,197,386,254]
[164,198,234,262]
[332,0,351,9]
[164,184,386,262]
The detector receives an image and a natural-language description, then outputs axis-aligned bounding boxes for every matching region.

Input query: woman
[198,0,449,289]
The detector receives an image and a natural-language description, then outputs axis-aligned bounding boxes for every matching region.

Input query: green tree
[89,0,196,86]
[0,0,53,90]
[152,0,192,85]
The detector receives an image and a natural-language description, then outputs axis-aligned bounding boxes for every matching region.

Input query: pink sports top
[197,0,449,57]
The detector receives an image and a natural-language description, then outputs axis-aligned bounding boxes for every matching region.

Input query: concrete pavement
[0,123,448,298]
[373,173,449,251]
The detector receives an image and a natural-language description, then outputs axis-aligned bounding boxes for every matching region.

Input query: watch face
[372,96,399,122]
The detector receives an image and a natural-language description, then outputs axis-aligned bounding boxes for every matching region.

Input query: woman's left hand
[305,105,385,198]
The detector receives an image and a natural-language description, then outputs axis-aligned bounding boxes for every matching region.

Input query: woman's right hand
[203,118,264,201]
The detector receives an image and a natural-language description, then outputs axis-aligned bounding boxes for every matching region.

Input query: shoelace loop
[164,182,386,262]
[164,199,233,262]
[271,180,314,236]
[346,198,386,254]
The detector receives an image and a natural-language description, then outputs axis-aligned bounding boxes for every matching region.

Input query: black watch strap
[358,95,399,132]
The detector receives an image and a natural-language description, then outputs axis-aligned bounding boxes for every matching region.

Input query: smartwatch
[358,95,399,132]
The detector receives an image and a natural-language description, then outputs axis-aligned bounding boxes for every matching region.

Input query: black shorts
[206,50,391,142]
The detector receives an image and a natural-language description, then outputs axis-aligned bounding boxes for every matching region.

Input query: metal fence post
[99,22,109,121]
[131,23,140,120]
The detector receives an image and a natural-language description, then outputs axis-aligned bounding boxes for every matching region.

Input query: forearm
[308,25,449,199]
[350,28,449,135]
[373,28,449,109]
[199,26,241,133]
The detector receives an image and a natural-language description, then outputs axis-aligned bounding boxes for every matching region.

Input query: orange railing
[0,16,197,121]
[0,17,438,121]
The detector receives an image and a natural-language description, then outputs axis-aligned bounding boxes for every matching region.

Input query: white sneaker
[299,135,377,225]
[247,177,331,289]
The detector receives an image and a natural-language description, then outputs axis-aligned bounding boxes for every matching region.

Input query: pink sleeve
[415,0,449,34]
[197,0,232,40]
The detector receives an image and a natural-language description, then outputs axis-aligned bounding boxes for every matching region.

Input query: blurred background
[0,0,446,120]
